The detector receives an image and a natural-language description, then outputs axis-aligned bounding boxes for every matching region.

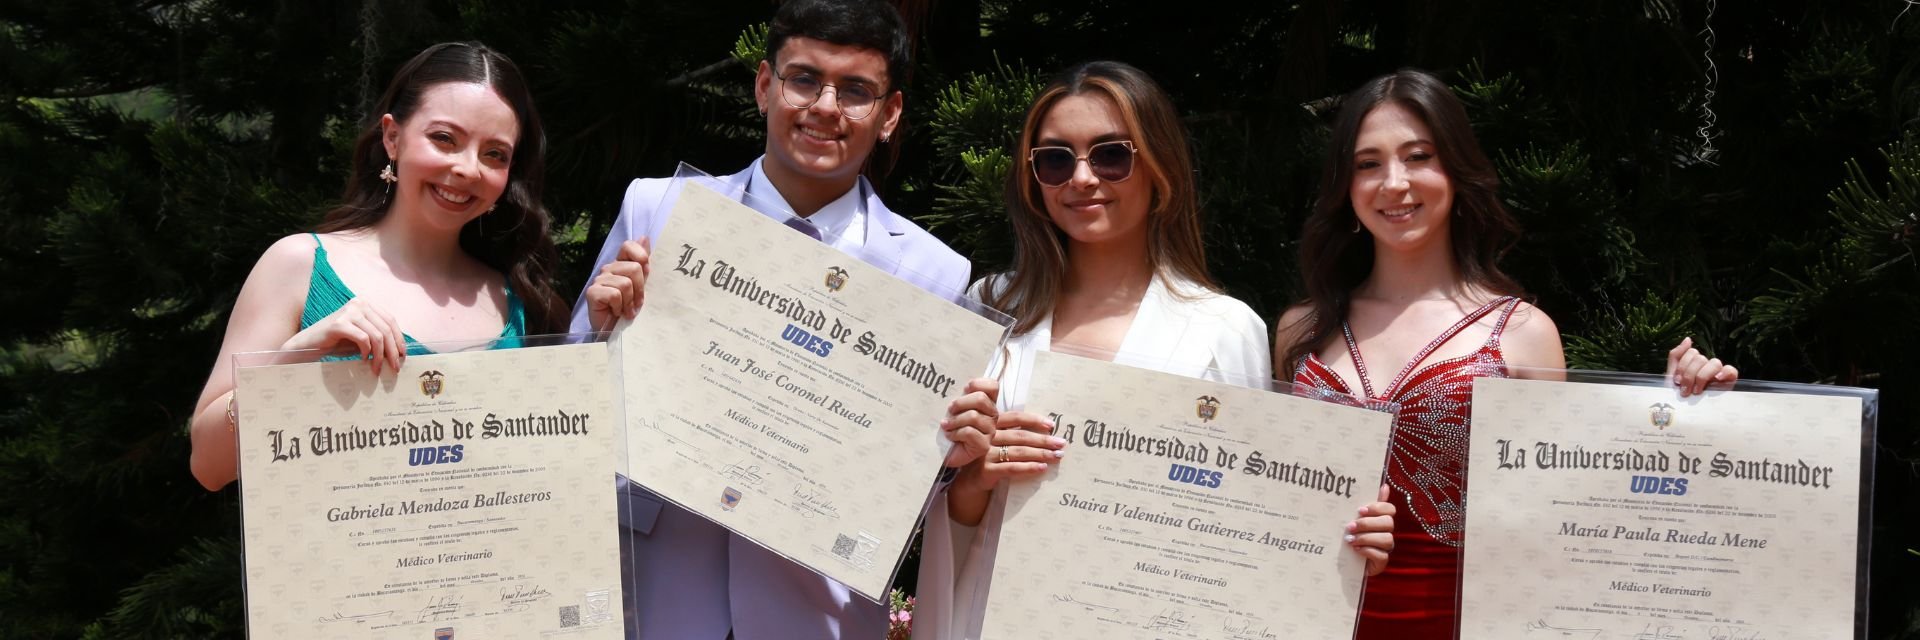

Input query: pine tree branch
[665,58,736,90]
[1301,95,1340,117]
[33,81,157,100]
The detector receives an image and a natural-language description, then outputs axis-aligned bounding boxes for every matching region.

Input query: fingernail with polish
[1048,436,1067,447]
[1344,534,1356,543]
[1052,450,1065,458]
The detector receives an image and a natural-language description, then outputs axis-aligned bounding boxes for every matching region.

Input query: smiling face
[1033,93,1154,248]
[1348,101,1455,255]
[755,36,902,195]
[381,82,520,231]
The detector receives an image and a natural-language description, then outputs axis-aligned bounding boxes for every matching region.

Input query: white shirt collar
[746,157,868,249]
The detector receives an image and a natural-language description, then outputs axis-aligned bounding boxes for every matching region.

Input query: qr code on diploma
[558,605,580,628]
[832,534,857,559]
[831,531,881,569]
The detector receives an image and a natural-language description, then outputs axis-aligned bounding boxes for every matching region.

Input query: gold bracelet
[226,394,238,433]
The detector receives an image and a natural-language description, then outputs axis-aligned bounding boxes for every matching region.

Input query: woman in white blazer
[914,61,1398,639]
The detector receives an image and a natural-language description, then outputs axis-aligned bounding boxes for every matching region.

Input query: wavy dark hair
[316,41,567,334]
[981,60,1218,335]
[767,0,910,92]
[1279,69,1524,370]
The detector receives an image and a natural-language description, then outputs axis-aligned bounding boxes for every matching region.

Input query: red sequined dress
[1292,296,1520,639]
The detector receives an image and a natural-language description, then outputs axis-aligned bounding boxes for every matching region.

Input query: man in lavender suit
[568,0,999,638]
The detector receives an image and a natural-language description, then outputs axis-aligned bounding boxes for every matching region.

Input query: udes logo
[408,444,464,467]
[1168,463,1224,489]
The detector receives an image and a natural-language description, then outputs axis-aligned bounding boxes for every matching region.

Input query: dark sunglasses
[1028,140,1137,187]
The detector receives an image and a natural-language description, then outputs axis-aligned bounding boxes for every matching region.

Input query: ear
[380,114,401,162]
[754,60,774,116]
[877,90,905,142]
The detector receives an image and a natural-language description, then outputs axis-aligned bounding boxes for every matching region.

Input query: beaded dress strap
[1338,296,1515,399]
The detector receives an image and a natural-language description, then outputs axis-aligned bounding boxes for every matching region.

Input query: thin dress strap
[1483,297,1525,348]
[1340,296,1514,399]
[301,233,357,330]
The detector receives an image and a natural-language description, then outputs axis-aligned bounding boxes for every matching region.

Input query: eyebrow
[1037,132,1129,147]
[780,63,882,90]
[1352,138,1434,156]
[426,120,516,150]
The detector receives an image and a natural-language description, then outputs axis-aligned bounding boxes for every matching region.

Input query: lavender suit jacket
[567,158,970,640]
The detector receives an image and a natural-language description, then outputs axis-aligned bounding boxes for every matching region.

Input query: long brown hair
[982,60,1217,334]
[317,42,567,334]
[1279,69,1524,369]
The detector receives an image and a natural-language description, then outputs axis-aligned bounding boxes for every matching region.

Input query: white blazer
[913,272,1273,640]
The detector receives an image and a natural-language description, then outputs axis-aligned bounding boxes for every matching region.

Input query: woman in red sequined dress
[1273,69,1739,638]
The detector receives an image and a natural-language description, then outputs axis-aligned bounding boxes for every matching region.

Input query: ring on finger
[996,446,1008,463]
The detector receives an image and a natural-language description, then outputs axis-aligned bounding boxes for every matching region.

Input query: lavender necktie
[783,216,823,242]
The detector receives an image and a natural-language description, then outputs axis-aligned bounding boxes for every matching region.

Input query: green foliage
[1452,62,1554,151]
[924,147,1017,267]
[1829,135,1920,263]
[926,59,1042,169]
[1786,34,1881,133]
[733,22,770,73]
[915,60,1045,268]
[1742,134,1920,376]
[81,538,244,639]
[1497,142,1641,317]
[1563,291,1699,372]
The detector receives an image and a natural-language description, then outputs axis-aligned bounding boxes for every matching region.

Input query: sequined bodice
[1291,296,1518,547]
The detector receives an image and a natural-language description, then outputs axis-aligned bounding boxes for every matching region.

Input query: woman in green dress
[187,42,567,491]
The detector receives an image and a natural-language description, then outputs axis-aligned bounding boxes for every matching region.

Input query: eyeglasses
[1028,140,1138,187]
[774,71,884,120]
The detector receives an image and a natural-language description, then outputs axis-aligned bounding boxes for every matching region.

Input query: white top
[747,159,868,250]
[912,271,1273,640]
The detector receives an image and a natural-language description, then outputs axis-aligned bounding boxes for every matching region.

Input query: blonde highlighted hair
[983,60,1217,334]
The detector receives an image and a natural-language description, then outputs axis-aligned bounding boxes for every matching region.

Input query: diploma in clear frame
[981,348,1398,639]
[233,335,623,639]
[610,164,1012,602]
[1460,368,1876,639]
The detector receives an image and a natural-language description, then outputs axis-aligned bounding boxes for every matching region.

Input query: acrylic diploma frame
[973,341,1402,640]
[231,333,624,640]
[1458,365,1876,639]
[607,164,1015,606]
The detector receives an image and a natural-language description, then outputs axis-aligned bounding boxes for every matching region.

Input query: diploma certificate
[982,351,1394,639]
[612,181,1006,600]
[1462,376,1868,639]
[235,343,622,639]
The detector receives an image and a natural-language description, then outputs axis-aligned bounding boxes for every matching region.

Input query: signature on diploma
[1222,616,1276,640]
[1632,623,1686,640]
[721,461,766,487]
[1048,593,1118,613]
[497,584,551,612]
[316,609,394,624]
[1708,626,1769,640]
[1524,619,1602,639]
[412,594,463,623]
[788,486,841,520]
[635,417,699,449]
[1142,608,1190,632]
